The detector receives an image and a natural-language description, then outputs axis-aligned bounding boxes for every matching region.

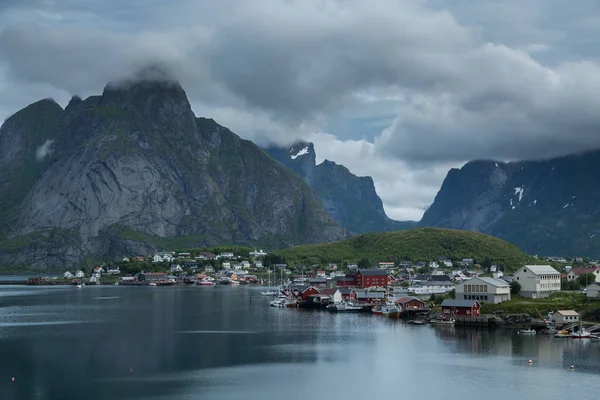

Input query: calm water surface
[0,285,599,400]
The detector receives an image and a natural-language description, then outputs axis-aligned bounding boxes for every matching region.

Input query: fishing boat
[148,282,157,287]
[269,299,285,307]
[407,319,425,325]
[261,289,278,296]
[518,329,536,335]
[572,325,591,339]
[381,303,401,317]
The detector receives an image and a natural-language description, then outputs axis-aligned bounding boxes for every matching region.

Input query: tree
[399,281,410,288]
[510,281,521,295]
[578,273,596,288]
[448,289,456,299]
[357,258,371,269]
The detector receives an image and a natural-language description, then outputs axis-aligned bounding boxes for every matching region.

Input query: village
[31,249,600,336]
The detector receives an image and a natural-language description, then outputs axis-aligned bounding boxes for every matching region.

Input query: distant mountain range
[264,141,415,234]
[419,151,600,257]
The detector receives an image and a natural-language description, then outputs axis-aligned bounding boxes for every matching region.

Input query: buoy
[11,377,14,382]
[528,360,533,365]
[570,365,575,370]
[129,368,133,373]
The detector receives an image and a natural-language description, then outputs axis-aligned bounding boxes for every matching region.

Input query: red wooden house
[441,299,480,317]
[395,296,425,311]
[355,269,389,288]
[340,288,356,301]
[291,286,320,301]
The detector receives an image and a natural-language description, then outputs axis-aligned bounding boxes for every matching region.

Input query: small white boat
[148,282,157,287]
[518,329,536,335]
[407,320,425,325]
[75,284,82,288]
[195,279,215,286]
[430,318,455,325]
[269,299,285,308]
[381,304,401,317]
[261,290,278,296]
[572,326,591,339]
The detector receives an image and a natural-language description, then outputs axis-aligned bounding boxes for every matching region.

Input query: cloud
[35,139,54,160]
[2,0,600,220]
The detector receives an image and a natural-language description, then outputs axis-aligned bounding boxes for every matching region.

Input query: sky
[2,0,600,221]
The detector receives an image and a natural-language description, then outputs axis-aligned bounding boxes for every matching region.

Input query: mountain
[420,152,600,257]
[264,141,415,234]
[276,227,536,272]
[0,73,346,270]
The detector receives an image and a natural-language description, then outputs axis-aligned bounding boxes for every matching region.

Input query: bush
[510,281,521,294]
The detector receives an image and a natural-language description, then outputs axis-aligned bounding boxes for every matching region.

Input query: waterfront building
[455,277,510,304]
[512,265,561,299]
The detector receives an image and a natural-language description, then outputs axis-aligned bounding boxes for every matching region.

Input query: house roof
[308,293,330,298]
[320,288,340,295]
[414,274,429,281]
[429,275,452,282]
[521,265,560,275]
[357,269,388,276]
[441,299,479,307]
[339,288,355,295]
[396,296,423,304]
[355,291,385,298]
[555,310,580,316]
[142,272,166,276]
[572,267,599,276]
[471,277,509,287]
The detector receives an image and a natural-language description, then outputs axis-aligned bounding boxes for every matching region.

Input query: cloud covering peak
[2,0,600,220]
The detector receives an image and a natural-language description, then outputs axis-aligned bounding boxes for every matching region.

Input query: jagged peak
[3,98,63,126]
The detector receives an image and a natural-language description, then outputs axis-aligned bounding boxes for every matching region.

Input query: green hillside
[276,227,538,273]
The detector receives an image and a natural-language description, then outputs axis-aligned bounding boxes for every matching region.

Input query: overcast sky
[2,0,600,221]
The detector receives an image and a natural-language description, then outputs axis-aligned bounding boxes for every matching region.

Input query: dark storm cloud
[3,0,600,219]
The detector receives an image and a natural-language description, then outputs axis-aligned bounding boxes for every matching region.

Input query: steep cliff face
[264,141,415,234]
[0,78,346,269]
[420,152,600,257]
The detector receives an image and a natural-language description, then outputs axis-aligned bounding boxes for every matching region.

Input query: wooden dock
[455,316,504,327]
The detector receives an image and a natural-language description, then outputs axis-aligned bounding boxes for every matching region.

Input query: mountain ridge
[420,150,600,257]
[264,140,415,234]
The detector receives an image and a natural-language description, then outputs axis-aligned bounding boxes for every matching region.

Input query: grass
[114,226,218,250]
[481,292,600,318]
[275,227,539,272]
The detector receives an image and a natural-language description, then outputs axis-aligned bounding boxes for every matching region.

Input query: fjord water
[1,286,599,400]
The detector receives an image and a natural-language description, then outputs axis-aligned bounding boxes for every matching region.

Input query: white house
[551,310,580,325]
[321,288,343,303]
[241,261,251,269]
[429,261,439,269]
[379,262,395,269]
[153,254,164,263]
[443,260,453,268]
[234,263,243,270]
[170,264,183,273]
[512,265,561,299]
[222,262,231,269]
[220,252,235,259]
[122,257,130,262]
[106,266,120,275]
[585,282,600,299]
[64,271,74,279]
[410,282,455,295]
[567,267,600,283]
[177,252,192,258]
[92,266,104,275]
[75,270,85,278]
[249,249,267,257]
[204,266,215,273]
[455,277,511,304]
[254,261,263,269]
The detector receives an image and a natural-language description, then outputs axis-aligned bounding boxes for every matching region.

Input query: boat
[430,318,455,325]
[195,280,215,286]
[381,303,401,317]
[269,298,285,308]
[371,305,383,315]
[518,329,536,335]
[148,282,157,286]
[261,290,278,296]
[407,319,425,325]
[572,325,591,339]
[554,330,570,338]
[75,284,82,288]
[327,302,363,312]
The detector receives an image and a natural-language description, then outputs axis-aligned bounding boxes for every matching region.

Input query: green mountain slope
[276,227,537,272]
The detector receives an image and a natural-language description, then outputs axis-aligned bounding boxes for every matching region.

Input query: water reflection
[1,286,600,400]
